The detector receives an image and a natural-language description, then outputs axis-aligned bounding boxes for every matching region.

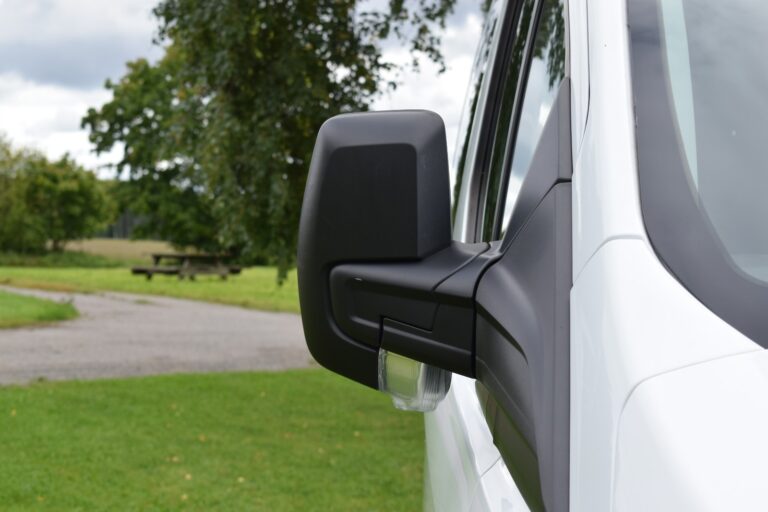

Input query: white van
[297,0,768,510]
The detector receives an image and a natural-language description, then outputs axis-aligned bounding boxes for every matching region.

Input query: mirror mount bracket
[329,242,492,377]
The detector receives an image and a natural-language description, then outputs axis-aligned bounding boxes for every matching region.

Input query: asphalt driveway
[0,286,313,385]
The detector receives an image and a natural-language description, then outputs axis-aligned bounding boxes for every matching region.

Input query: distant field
[65,238,176,264]
[0,267,299,313]
[0,239,299,312]
[0,239,178,268]
[0,289,77,329]
[0,370,424,511]
[0,251,124,268]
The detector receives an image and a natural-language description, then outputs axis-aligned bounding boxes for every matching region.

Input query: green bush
[0,142,47,253]
[0,137,114,254]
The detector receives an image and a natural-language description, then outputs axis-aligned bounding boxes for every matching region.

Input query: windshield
[658,0,768,279]
[629,0,768,346]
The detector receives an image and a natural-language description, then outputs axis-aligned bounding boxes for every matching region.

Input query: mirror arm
[329,242,495,377]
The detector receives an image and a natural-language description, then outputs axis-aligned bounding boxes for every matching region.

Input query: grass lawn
[0,289,78,329]
[0,370,424,511]
[0,267,300,313]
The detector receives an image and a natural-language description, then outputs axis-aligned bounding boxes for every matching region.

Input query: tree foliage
[83,0,466,281]
[0,137,113,253]
[83,54,220,251]
[22,155,114,251]
[0,138,44,253]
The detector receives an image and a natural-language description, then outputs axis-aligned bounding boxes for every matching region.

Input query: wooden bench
[131,253,241,280]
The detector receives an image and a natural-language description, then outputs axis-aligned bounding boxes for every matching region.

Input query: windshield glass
[655,0,768,280]
[630,0,768,346]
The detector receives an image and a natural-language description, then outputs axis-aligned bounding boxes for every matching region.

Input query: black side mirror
[298,111,489,408]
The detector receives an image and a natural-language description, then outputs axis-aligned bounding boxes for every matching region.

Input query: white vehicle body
[424,0,768,510]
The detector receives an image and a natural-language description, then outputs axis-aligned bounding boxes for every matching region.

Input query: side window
[498,0,566,238]
[478,0,538,241]
[477,0,566,241]
[452,0,505,242]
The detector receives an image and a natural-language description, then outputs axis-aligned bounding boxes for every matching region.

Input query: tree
[0,139,113,253]
[0,137,47,253]
[83,52,222,252]
[20,154,114,251]
[84,0,469,281]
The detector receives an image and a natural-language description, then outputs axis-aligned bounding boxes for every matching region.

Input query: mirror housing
[298,111,485,403]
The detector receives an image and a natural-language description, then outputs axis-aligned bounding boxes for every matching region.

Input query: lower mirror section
[377,349,452,412]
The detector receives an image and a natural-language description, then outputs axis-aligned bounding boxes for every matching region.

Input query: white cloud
[0,0,484,177]
[373,11,483,165]
[0,72,120,175]
[0,0,162,88]
[0,0,157,174]
[0,0,157,45]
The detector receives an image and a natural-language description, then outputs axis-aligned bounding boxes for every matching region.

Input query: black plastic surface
[329,242,488,376]
[476,184,571,512]
[299,88,572,512]
[298,111,455,388]
[473,80,572,512]
[478,380,544,512]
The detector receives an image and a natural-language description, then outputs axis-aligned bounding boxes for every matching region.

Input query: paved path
[0,286,313,385]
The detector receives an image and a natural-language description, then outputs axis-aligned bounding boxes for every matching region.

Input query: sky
[0,0,482,176]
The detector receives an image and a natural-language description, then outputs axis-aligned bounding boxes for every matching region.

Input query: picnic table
[131,253,242,280]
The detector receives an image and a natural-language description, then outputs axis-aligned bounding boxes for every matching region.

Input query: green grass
[0,290,78,329]
[0,370,424,511]
[0,267,299,313]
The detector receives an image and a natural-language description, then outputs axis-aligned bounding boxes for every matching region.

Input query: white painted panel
[570,239,759,512]
[424,375,501,511]
[615,350,768,511]
[568,0,590,156]
[572,0,647,279]
[471,459,531,512]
